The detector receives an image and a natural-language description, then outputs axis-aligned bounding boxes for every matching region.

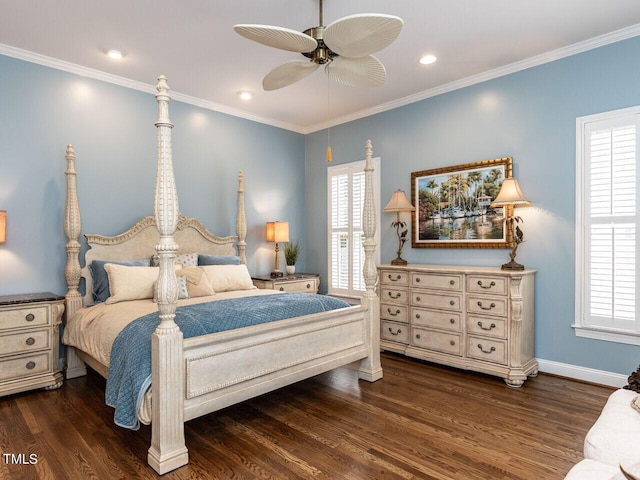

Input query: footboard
[183,305,368,421]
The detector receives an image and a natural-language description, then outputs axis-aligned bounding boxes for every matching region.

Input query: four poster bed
[62,76,382,474]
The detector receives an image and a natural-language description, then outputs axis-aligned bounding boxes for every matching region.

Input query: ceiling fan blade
[234,24,318,53]
[263,60,320,91]
[324,14,403,57]
[325,55,386,88]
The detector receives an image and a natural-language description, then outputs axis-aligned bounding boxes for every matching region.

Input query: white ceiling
[2,1,640,133]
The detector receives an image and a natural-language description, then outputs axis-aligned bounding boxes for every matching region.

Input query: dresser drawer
[0,352,51,382]
[411,272,462,292]
[380,270,409,286]
[467,336,507,365]
[381,286,408,305]
[381,320,410,344]
[0,329,50,356]
[412,291,461,311]
[275,279,318,293]
[411,327,461,356]
[412,308,461,332]
[466,295,508,317]
[467,315,507,339]
[467,275,508,296]
[381,304,409,323]
[0,306,49,331]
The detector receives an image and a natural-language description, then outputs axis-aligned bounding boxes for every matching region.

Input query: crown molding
[303,23,640,133]
[0,43,306,134]
[2,22,640,135]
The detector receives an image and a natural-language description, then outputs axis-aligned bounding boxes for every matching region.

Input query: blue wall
[0,55,306,295]
[305,36,640,375]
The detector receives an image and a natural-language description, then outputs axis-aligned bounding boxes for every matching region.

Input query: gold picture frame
[411,157,513,249]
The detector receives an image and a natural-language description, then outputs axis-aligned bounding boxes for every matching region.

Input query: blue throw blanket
[105,292,350,429]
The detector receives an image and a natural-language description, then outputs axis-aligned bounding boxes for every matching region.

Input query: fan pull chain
[326,75,332,162]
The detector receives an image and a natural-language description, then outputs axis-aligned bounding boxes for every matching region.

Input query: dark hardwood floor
[0,353,614,480]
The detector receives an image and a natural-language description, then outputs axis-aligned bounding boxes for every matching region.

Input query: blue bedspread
[105,292,350,429]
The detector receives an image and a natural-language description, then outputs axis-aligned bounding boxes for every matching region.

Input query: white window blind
[327,158,380,297]
[575,106,640,344]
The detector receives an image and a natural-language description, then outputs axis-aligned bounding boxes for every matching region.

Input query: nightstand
[252,273,320,294]
[0,292,65,397]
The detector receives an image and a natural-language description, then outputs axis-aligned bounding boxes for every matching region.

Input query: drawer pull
[279,287,284,291]
[477,280,496,289]
[387,308,401,316]
[388,327,402,336]
[477,321,496,331]
[26,361,36,370]
[388,274,402,282]
[415,296,421,302]
[449,300,455,306]
[477,344,496,354]
[450,318,455,324]
[450,340,455,346]
[388,292,402,299]
[26,337,36,346]
[25,313,35,322]
[415,333,421,339]
[415,277,420,283]
[477,301,496,311]
[449,280,455,285]
[415,313,421,319]
[307,284,311,289]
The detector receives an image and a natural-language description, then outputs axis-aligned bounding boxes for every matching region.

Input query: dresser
[378,264,537,386]
[251,273,320,294]
[0,292,65,397]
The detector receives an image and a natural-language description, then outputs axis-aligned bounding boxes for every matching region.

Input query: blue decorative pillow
[89,259,151,303]
[198,254,242,266]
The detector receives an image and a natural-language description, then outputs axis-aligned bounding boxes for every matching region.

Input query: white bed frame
[63,76,382,474]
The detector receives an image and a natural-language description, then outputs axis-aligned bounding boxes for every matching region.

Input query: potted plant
[284,241,301,275]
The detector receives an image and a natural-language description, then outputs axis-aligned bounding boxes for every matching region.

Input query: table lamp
[383,190,415,265]
[266,221,289,277]
[491,178,531,270]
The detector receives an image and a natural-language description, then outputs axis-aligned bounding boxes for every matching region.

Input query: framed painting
[411,157,513,249]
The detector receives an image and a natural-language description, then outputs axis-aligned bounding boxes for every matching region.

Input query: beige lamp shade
[491,178,531,207]
[0,210,5,243]
[383,189,415,212]
[266,221,289,243]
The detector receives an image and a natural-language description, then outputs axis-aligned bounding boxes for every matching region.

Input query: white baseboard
[537,358,628,388]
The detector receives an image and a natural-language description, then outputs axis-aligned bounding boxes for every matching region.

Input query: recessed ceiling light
[419,54,437,65]
[237,91,253,101]
[106,49,125,60]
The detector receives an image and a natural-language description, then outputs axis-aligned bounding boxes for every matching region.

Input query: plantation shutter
[328,160,378,297]
[581,113,639,333]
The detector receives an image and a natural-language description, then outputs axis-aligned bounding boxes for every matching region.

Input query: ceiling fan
[234,0,403,91]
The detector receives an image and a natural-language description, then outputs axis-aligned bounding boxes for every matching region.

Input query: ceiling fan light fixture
[234,2,403,91]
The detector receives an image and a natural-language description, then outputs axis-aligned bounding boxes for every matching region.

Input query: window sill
[573,325,640,346]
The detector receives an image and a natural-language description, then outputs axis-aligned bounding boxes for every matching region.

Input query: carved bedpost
[148,76,189,474]
[64,145,87,379]
[358,139,383,382]
[237,171,247,264]
[64,145,83,318]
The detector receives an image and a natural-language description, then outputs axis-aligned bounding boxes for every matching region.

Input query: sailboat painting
[411,157,513,249]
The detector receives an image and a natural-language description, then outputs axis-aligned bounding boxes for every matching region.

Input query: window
[327,158,380,297]
[575,106,640,345]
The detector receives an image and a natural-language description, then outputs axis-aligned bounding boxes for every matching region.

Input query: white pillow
[202,264,256,292]
[105,263,184,304]
[104,264,159,304]
[177,267,216,297]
